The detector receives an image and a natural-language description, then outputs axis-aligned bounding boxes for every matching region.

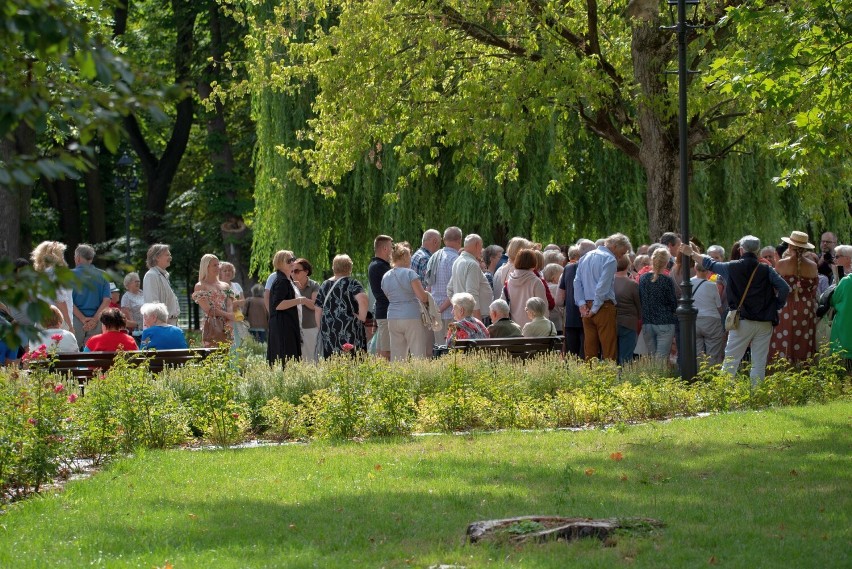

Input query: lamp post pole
[673,0,698,381]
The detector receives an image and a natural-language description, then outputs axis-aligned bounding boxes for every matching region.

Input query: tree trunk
[0,124,37,259]
[44,178,83,254]
[84,163,107,244]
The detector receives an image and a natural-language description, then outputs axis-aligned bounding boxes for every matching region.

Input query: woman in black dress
[267,250,304,366]
[315,254,369,357]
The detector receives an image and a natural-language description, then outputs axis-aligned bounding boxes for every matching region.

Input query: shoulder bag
[725,265,759,331]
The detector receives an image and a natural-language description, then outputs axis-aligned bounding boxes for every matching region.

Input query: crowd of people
[1,228,850,381]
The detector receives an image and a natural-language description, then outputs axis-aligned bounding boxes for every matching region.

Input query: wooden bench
[451,336,564,359]
[50,348,220,382]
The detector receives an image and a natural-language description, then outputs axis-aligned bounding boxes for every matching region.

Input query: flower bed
[1,346,848,501]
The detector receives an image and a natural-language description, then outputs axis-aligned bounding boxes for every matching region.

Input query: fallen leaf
[610,452,624,461]
[790,469,798,476]
[620,474,629,482]
[187,514,197,520]
[585,468,595,476]
[374,464,382,471]
[708,555,718,565]
[289,523,297,529]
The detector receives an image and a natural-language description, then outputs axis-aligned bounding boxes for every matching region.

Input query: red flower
[27,418,37,425]
[67,394,78,404]
[231,413,240,419]
[342,343,355,352]
[51,333,63,342]
[54,384,64,393]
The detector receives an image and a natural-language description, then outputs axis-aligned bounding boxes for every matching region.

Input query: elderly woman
[30,305,78,353]
[83,308,138,352]
[291,258,320,361]
[143,244,180,326]
[243,284,270,343]
[381,242,432,360]
[140,302,187,350]
[192,254,235,347]
[501,248,548,329]
[447,292,489,342]
[829,272,852,370]
[522,297,557,337]
[267,250,303,366]
[492,236,533,301]
[315,254,368,357]
[121,272,145,338]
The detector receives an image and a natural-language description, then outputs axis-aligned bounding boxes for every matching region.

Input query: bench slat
[452,336,563,359]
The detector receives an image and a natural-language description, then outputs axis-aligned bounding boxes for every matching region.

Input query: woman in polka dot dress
[769,231,819,364]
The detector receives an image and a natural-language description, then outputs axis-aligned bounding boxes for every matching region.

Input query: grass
[0,400,849,568]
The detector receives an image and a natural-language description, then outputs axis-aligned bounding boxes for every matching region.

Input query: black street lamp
[115,153,138,266]
[664,0,699,381]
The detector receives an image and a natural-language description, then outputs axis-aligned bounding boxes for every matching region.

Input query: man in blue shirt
[573,233,632,361]
[71,244,111,348]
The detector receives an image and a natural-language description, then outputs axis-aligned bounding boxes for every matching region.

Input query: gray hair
[707,245,726,260]
[251,284,265,298]
[140,302,169,323]
[123,272,140,287]
[740,235,761,254]
[489,299,510,317]
[146,244,171,269]
[463,233,483,247]
[422,229,441,246]
[483,244,504,266]
[576,239,596,257]
[74,243,95,262]
[834,244,852,258]
[525,297,547,318]
[451,292,476,316]
[443,226,462,243]
[605,233,632,252]
[543,263,563,282]
[543,250,565,266]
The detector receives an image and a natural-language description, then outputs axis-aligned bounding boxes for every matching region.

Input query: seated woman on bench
[83,308,138,352]
[446,293,489,342]
[140,302,187,350]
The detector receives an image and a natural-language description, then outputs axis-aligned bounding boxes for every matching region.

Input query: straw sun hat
[780,231,815,250]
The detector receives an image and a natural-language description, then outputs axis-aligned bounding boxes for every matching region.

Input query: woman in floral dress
[769,232,819,364]
[192,254,234,347]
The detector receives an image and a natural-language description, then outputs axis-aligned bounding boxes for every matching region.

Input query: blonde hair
[43,305,65,328]
[391,242,411,266]
[650,248,669,282]
[31,241,68,271]
[332,254,353,276]
[505,237,533,263]
[198,254,219,283]
[272,250,294,271]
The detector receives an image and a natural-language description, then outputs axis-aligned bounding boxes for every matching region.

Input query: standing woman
[501,249,548,329]
[143,244,180,327]
[266,250,303,365]
[639,248,678,360]
[769,231,819,364]
[31,240,74,331]
[192,254,234,348]
[315,254,368,357]
[829,271,852,370]
[381,242,432,360]
[291,258,320,361]
[121,272,145,340]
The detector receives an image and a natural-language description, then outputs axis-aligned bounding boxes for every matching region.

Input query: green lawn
[1,400,849,568]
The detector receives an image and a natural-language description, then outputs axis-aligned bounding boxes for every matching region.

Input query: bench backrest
[51,348,220,381]
[452,336,564,359]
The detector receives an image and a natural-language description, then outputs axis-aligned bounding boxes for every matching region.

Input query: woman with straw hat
[769,231,818,364]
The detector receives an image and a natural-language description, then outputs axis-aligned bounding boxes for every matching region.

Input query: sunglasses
[286,258,296,264]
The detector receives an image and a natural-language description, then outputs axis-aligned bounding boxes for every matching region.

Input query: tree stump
[467,516,664,545]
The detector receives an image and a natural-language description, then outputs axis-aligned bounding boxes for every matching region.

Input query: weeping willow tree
[242,0,847,275]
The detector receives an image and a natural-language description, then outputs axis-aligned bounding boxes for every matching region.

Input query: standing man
[573,233,632,361]
[410,229,442,285]
[427,226,462,343]
[447,234,491,318]
[818,231,838,284]
[368,235,393,360]
[682,236,790,384]
[143,244,181,327]
[71,244,111,348]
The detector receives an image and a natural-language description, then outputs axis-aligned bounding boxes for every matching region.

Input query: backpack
[816,284,836,320]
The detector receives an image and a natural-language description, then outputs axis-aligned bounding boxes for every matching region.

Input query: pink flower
[67,394,78,404]
[54,384,64,393]
[27,418,37,425]
[342,343,355,352]
[51,333,63,342]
